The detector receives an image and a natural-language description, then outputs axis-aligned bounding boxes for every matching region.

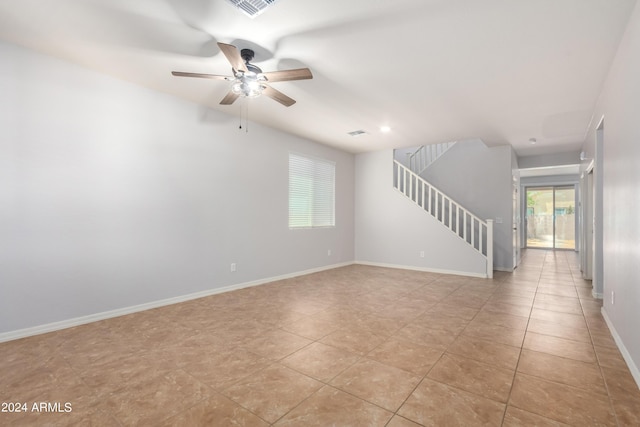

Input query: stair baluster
[393,160,493,278]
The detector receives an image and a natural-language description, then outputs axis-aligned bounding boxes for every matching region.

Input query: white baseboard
[601,307,640,390]
[0,261,354,343]
[354,260,488,278]
[592,290,604,299]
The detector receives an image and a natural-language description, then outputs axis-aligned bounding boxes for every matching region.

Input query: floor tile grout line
[249,325,406,424]
[391,278,522,426]
[583,300,623,426]
[506,249,618,425]
[499,252,543,426]
[569,251,624,427]
[387,345,448,424]
[266,281,497,425]
[2,252,632,426]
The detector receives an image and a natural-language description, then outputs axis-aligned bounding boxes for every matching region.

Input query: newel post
[486,219,494,279]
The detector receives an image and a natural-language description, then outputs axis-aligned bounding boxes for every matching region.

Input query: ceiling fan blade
[262,85,296,107]
[261,68,313,82]
[220,90,240,105]
[171,71,230,80]
[217,42,248,72]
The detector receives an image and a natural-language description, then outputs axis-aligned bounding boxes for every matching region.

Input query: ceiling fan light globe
[231,81,243,94]
[247,80,261,91]
[230,79,263,98]
[246,81,262,97]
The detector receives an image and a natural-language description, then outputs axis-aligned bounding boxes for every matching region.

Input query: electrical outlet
[230,263,236,272]
[611,290,615,305]
[327,249,332,256]
[420,251,425,258]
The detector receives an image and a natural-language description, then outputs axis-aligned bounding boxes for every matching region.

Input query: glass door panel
[526,188,554,248]
[554,187,576,249]
[526,186,575,249]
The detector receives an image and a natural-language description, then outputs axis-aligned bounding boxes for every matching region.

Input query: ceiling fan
[172,42,313,107]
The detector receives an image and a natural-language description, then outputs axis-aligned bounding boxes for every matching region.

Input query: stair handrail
[393,159,493,278]
[407,142,456,175]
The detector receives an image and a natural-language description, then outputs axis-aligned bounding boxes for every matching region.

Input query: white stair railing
[407,142,456,175]
[393,160,494,278]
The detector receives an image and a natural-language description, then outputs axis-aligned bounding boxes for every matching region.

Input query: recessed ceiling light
[529,138,537,145]
[380,126,391,133]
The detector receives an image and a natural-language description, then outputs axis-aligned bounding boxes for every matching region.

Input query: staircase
[407,142,456,175]
[393,159,494,278]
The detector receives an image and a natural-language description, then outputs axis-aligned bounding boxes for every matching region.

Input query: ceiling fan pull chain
[245,101,249,133]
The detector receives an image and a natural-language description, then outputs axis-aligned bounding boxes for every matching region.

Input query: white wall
[518,151,581,169]
[0,42,355,335]
[421,140,515,271]
[354,150,487,276]
[581,1,640,384]
[520,175,580,186]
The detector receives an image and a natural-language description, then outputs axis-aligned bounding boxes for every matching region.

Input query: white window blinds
[288,153,335,228]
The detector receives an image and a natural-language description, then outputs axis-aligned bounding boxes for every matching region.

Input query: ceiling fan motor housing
[241,48,255,63]
[238,48,263,74]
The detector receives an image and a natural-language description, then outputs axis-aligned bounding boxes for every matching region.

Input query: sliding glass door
[526,186,576,249]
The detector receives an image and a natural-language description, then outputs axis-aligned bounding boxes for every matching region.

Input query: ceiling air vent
[226,0,279,18]
[348,130,367,137]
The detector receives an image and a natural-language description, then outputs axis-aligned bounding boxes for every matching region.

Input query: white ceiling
[0,0,636,155]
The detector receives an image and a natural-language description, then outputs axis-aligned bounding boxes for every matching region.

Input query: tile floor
[1,250,639,426]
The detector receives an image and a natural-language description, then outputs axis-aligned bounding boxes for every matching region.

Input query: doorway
[513,180,520,268]
[525,186,576,249]
[581,168,594,279]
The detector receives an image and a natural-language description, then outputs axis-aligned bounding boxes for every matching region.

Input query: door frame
[524,185,577,250]
[580,161,595,279]
[512,176,521,269]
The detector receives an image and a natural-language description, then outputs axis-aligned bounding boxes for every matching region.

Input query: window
[288,153,335,228]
